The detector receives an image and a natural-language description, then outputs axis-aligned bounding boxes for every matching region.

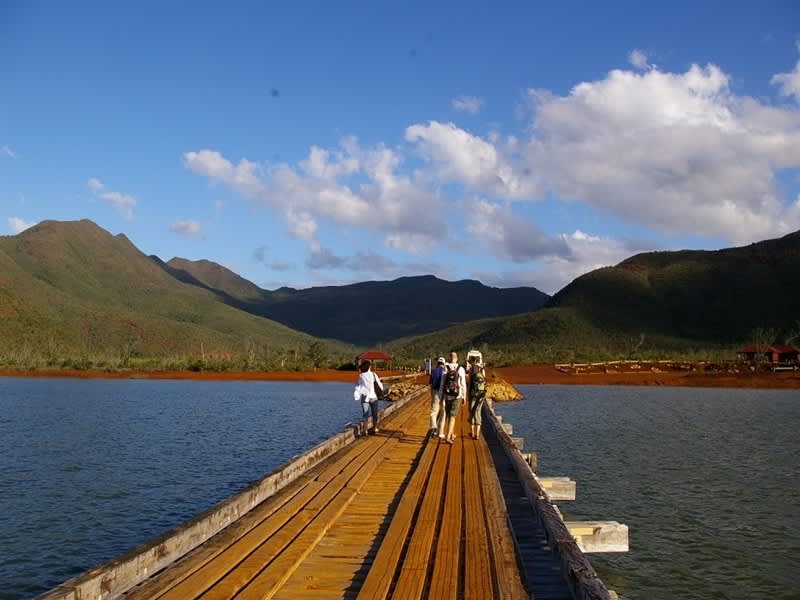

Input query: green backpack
[471,368,486,397]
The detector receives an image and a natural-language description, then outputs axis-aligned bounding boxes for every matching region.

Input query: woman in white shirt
[354,359,384,434]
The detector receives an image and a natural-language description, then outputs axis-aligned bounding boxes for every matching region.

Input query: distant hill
[167,261,550,346]
[6,219,796,369]
[0,220,333,368]
[388,231,800,364]
[549,230,800,342]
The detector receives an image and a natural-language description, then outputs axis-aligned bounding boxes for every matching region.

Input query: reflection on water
[0,378,355,598]
[495,385,800,600]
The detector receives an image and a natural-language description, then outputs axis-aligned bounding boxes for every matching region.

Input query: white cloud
[452,95,484,114]
[184,54,800,283]
[169,219,203,239]
[628,49,650,70]
[405,121,540,199]
[771,52,800,103]
[525,63,800,243]
[99,191,136,219]
[8,216,36,234]
[87,177,103,192]
[183,139,443,253]
[1,145,16,159]
[474,230,637,294]
[464,198,571,262]
[88,177,137,219]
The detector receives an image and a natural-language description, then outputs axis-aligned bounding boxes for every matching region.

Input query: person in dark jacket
[428,356,446,437]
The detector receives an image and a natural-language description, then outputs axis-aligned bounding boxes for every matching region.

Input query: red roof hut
[737,344,800,364]
[357,350,393,371]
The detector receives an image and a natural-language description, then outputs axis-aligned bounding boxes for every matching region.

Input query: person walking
[429,356,446,437]
[354,359,383,434]
[439,351,466,444]
[467,355,487,440]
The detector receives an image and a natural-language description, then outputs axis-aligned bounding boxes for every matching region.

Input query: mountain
[388,231,800,364]
[0,220,330,367]
[165,261,550,346]
[548,230,800,342]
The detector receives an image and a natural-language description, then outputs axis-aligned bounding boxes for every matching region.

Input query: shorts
[444,395,460,418]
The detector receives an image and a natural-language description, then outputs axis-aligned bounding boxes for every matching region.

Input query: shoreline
[1,364,798,389]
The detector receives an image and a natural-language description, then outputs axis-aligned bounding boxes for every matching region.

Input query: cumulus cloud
[169,219,203,239]
[88,178,137,219]
[183,138,443,253]
[1,145,16,159]
[464,198,572,262]
[8,216,36,234]
[405,121,540,199]
[525,63,800,243]
[184,53,800,285]
[452,95,484,114]
[474,230,639,294]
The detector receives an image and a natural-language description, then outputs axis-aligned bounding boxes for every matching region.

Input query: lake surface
[494,385,800,600]
[0,378,357,599]
[2,379,798,599]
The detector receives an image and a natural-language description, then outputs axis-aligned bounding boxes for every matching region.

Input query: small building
[357,350,393,371]
[737,344,800,364]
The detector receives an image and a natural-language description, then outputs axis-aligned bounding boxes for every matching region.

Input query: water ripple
[0,377,356,598]
[496,385,800,600]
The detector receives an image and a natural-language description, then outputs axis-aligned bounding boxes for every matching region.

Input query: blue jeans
[361,396,379,429]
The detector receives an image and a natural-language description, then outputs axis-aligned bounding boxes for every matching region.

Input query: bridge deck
[121,393,557,599]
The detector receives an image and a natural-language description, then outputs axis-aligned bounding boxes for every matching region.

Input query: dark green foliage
[166,263,550,345]
[2,219,798,370]
[0,220,352,369]
[390,231,800,364]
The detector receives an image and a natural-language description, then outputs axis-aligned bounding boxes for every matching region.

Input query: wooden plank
[392,439,449,599]
[127,436,383,599]
[463,431,494,600]
[355,432,439,599]
[474,427,528,599]
[202,434,404,599]
[273,427,425,599]
[427,418,464,600]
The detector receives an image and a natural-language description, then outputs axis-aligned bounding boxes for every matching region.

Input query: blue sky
[2,1,799,294]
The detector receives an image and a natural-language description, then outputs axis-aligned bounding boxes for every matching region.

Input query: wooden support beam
[565,521,629,553]
[536,476,576,501]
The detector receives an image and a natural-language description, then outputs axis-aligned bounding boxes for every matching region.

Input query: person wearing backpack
[429,356,447,437]
[438,351,466,444]
[467,356,487,440]
[354,359,383,434]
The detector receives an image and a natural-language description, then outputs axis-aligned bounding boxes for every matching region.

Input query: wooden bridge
[40,380,627,600]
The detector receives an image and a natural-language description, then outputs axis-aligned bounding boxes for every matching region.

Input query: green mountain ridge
[3,219,798,368]
[388,231,800,364]
[0,220,329,368]
[165,261,550,346]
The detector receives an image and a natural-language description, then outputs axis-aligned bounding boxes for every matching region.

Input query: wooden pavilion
[737,344,800,364]
[357,350,393,371]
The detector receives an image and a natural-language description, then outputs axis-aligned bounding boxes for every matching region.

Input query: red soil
[1,364,798,389]
[494,364,800,389]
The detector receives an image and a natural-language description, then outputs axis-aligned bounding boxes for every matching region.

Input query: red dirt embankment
[1,364,798,389]
[494,364,800,389]
[0,368,416,383]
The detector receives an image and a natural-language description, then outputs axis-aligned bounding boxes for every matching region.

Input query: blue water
[2,380,799,599]
[494,385,800,600]
[0,378,356,599]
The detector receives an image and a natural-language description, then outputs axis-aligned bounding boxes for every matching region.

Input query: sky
[2,1,800,295]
